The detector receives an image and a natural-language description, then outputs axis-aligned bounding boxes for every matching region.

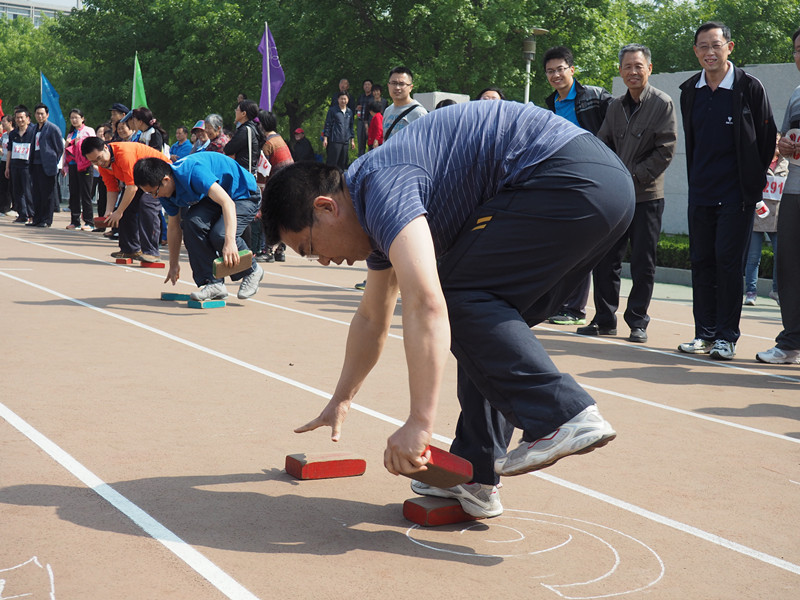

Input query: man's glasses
[695,43,728,52]
[388,81,411,88]
[545,65,570,77]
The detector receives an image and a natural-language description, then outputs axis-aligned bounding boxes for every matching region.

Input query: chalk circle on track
[406,509,665,599]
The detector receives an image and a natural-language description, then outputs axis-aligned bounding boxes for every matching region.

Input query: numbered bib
[11,142,31,161]
[763,174,786,201]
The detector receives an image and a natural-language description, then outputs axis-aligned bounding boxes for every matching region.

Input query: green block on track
[161,292,192,301]
[187,299,226,309]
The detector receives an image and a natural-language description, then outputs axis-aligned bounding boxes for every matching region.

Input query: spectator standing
[170,126,193,161]
[205,114,230,153]
[29,103,65,227]
[190,121,209,153]
[108,103,129,141]
[756,26,800,365]
[543,46,612,327]
[577,44,677,343]
[677,22,776,361]
[383,66,427,142]
[4,106,36,223]
[63,108,96,230]
[356,79,373,156]
[224,100,264,173]
[323,91,355,169]
[125,108,168,155]
[330,78,356,112]
[0,115,13,215]
[290,128,315,162]
[371,84,389,114]
[367,102,384,150]
[744,137,784,306]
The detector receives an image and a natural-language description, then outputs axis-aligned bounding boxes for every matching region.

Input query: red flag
[0,98,4,119]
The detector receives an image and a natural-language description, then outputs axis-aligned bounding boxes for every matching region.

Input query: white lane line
[532,471,800,576]
[535,324,800,384]
[581,383,800,445]
[0,400,260,600]
[3,271,799,579]
[3,231,795,386]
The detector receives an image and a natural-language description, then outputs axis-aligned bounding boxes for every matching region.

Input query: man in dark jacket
[578,44,677,343]
[543,46,613,327]
[677,21,776,361]
[29,103,65,227]
[323,92,355,170]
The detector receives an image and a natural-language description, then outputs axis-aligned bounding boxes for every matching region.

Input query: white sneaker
[678,338,713,354]
[410,480,503,518]
[237,263,264,299]
[190,282,228,301]
[756,346,800,364]
[744,292,757,306]
[709,339,736,360]
[494,405,616,477]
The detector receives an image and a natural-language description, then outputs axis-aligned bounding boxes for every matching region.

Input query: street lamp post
[523,28,549,104]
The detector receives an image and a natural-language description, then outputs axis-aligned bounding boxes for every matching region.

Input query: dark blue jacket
[34,120,65,176]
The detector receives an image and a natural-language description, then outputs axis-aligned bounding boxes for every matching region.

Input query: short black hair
[694,21,731,44]
[368,101,383,114]
[261,163,344,245]
[542,46,574,68]
[13,105,30,117]
[80,136,105,156]
[372,84,382,93]
[435,99,457,109]
[133,157,172,188]
[34,103,49,114]
[176,126,189,135]
[476,87,505,100]
[337,91,350,99]
[389,66,413,81]
[793,27,800,45]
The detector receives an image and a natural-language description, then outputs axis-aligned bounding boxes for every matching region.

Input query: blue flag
[40,72,66,137]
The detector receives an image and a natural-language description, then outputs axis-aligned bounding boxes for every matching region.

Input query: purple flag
[258,23,285,111]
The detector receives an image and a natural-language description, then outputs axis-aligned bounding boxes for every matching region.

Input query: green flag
[132,52,148,109]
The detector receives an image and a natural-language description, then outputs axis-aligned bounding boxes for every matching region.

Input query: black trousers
[31,163,57,226]
[776,193,800,350]
[688,202,754,344]
[9,165,33,219]
[68,163,94,226]
[325,142,349,170]
[590,198,664,330]
[118,188,161,256]
[440,134,635,484]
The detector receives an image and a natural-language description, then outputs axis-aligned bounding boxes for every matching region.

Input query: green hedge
[624,234,775,279]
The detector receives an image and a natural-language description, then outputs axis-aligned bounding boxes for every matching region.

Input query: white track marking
[2,270,798,579]
[0,402,260,600]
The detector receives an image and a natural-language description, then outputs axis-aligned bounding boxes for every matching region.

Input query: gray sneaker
[756,346,800,364]
[678,338,713,354]
[190,282,228,301]
[411,480,503,518]
[495,405,616,477]
[709,339,735,361]
[237,263,264,299]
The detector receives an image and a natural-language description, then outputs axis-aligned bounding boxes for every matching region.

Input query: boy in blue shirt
[133,152,264,301]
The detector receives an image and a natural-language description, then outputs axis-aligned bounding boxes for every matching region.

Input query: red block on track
[402,446,473,489]
[115,258,132,264]
[403,496,477,527]
[285,452,366,480]
[140,261,165,268]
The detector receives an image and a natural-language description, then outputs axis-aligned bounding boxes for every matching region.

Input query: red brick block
[403,496,477,527]
[140,261,165,268]
[285,452,366,480]
[403,446,473,489]
[115,258,132,264]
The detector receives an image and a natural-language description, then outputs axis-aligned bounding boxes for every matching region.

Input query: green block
[161,292,192,301]
[187,299,226,309]
[213,249,253,278]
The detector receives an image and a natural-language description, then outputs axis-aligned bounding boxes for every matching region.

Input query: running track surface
[1,212,797,599]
